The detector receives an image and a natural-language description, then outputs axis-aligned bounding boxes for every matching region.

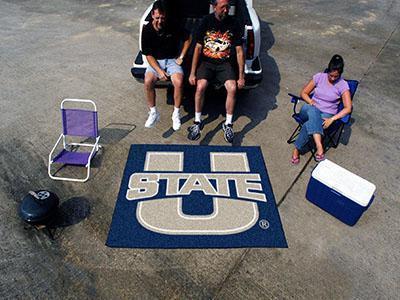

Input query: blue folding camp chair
[287,79,359,153]
[48,99,100,182]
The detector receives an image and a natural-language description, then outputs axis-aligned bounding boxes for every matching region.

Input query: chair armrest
[288,93,304,102]
[86,136,101,166]
[49,134,64,162]
[288,93,305,115]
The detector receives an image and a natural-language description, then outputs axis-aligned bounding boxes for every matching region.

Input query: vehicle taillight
[246,29,255,59]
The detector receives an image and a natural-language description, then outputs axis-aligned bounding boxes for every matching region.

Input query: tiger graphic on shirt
[203,30,233,60]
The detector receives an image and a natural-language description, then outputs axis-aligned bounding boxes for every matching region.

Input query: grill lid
[19,190,59,224]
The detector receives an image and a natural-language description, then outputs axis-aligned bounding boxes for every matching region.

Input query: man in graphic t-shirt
[188,0,245,143]
[141,1,191,130]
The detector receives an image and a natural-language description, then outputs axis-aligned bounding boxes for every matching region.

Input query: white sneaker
[145,110,160,128]
[172,112,181,131]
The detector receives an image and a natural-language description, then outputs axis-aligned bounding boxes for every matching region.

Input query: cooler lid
[311,159,376,207]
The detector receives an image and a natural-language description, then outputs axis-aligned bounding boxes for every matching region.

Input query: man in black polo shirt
[142,1,191,130]
[188,0,245,143]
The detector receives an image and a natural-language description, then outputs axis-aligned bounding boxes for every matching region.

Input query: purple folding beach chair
[48,99,100,182]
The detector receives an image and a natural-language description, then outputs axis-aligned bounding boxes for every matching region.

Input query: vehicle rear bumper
[131,53,263,89]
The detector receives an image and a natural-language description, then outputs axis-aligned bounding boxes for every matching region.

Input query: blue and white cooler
[306,159,376,226]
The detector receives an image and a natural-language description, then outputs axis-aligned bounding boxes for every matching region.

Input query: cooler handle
[330,189,342,197]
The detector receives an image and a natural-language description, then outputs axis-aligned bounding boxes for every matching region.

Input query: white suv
[131,0,262,88]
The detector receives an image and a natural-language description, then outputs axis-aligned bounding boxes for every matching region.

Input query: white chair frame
[48,99,100,182]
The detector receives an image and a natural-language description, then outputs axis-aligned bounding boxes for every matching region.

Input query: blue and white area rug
[106,144,287,248]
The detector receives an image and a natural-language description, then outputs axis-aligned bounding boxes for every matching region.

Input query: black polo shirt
[142,22,189,59]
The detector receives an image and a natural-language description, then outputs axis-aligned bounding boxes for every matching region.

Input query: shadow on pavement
[51,197,91,228]
[45,197,91,239]
[99,123,137,145]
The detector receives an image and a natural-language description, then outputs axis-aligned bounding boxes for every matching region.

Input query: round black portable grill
[19,190,59,226]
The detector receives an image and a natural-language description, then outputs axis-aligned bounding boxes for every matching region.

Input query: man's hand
[322,117,334,129]
[237,78,245,89]
[189,73,196,86]
[158,70,169,81]
[176,57,183,66]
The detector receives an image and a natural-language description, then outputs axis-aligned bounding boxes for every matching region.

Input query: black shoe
[188,122,202,140]
[222,123,234,143]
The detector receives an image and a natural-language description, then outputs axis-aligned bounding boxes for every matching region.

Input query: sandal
[315,153,325,162]
[291,156,300,165]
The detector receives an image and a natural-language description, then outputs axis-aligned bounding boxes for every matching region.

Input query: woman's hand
[301,79,316,106]
[322,117,335,129]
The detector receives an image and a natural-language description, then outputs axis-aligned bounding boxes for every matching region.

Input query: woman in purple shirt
[291,55,352,164]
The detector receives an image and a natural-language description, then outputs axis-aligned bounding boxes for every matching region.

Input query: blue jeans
[294,104,333,150]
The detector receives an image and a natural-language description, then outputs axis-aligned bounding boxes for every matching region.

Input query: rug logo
[125,151,267,235]
[126,173,266,202]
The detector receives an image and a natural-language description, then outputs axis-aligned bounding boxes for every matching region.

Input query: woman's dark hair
[152,1,166,14]
[327,54,344,74]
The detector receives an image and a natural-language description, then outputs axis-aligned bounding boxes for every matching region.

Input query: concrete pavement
[0,0,399,298]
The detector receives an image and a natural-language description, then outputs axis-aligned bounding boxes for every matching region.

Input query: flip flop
[291,156,300,165]
[315,153,325,162]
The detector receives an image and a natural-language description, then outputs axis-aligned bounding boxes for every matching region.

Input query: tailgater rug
[106,144,287,248]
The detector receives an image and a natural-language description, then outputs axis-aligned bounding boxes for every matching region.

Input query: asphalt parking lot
[1,0,399,298]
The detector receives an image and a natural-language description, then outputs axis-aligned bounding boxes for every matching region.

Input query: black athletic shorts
[196,61,236,84]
